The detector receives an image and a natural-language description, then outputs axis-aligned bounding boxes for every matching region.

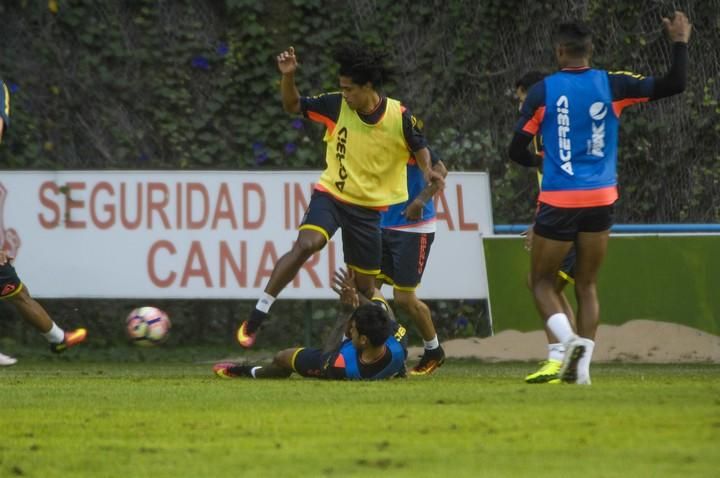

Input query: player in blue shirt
[378,148,447,375]
[514,71,577,384]
[508,12,691,384]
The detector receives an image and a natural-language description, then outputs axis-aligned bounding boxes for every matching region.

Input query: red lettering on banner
[219,241,247,287]
[65,182,86,229]
[147,182,171,229]
[90,182,115,229]
[212,183,238,230]
[186,183,209,230]
[38,181,61,229]
[145,239,343,290]
[175,183,183,229]
[243,183,265,230]
[120,183,142,229]
[434,190,455,231]
[181,240,212,287]
[293,248,323,288]
[148,240,176,287]
[456,184,479,231]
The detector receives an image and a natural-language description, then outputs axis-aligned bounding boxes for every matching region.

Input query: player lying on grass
[214,269,408,380]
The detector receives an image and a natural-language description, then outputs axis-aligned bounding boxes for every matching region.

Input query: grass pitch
[1,348,718,477]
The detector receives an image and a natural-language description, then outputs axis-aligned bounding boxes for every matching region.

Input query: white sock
[423,335,439,351]
[546,313,575,344]
[255,293,276,314]
[250,366,262,379]
[43,322,65,344]
[576,338,595,383]
[548,343,565,362]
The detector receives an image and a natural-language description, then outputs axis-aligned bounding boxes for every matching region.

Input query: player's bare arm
[277,46,301,114]
[404,160,448,221]
[323,268,359,352]
[413,147,445,189]
[331,267,360,310]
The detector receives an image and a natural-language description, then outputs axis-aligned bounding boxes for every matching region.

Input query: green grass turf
[1,348,719,478]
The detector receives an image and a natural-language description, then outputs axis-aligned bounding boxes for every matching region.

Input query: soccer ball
[126,307,171,346]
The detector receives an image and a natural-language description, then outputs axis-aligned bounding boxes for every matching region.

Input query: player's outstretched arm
[323,268,358,352]
[277,46,301,114]
[651,11,691,100]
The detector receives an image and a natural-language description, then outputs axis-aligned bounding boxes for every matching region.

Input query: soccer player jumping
[509,12,691,384]
[237,42,443,347]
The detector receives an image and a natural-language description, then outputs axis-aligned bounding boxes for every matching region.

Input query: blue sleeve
[514,80,545,136]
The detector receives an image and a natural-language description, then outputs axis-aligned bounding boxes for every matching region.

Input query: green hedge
[0,0,718,224]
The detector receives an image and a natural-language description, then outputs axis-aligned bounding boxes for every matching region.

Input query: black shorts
[379,229,435,291]
[534,203,614,242]
[0,262,23,299]
[559,245,576,282]
[291,347,333,378]
[299,191,382,274]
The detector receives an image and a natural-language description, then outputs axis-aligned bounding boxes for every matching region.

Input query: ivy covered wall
[0,0,718,225]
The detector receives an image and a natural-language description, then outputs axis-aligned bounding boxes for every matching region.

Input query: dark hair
[351,303,392,347]
[552,22,593,57]
[515,71,546,92]
[333,41,393,89]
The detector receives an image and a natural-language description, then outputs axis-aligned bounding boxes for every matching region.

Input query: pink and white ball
[126,307,171,346]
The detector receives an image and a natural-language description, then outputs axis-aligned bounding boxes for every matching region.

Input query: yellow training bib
[317,97,410,207]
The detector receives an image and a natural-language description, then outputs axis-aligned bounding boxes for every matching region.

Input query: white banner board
[0,171,492,299]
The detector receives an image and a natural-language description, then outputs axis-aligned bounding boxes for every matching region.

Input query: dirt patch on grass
[411,320,720,363]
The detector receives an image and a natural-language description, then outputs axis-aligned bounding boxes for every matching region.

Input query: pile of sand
[409,320,720,363]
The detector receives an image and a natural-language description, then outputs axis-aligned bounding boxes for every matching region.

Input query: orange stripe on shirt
[522,106,546,136]
[612,97,649,118]
[333,354,346,368]
[538,185,618,208]
[307,110,336,133]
